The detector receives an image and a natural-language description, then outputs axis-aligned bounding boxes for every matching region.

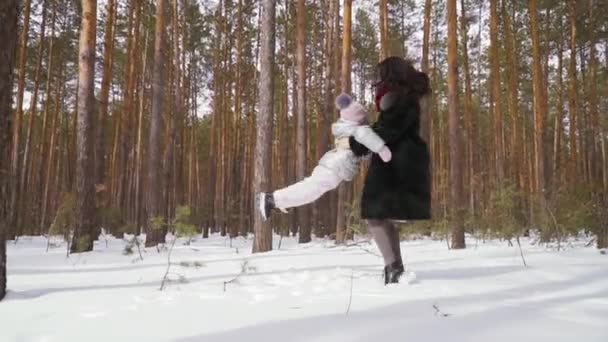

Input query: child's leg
[273,165,342,209]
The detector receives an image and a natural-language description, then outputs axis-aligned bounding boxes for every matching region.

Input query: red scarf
[374,82,391,111]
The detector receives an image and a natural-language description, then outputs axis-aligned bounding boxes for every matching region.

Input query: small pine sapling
[223,260,257,292]
[160,206,197,290]
[48,193,76,254]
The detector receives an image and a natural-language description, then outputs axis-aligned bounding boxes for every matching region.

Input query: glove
[334,137,350,150]
[378,145,392,163]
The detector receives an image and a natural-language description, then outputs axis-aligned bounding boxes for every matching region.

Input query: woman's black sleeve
[349,136,371,157]
[372,100,419,145]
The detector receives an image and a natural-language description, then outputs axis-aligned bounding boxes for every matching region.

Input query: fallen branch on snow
[223,260,251,292]
[433,304,450,318]
[516,236,528,268]
[329,240,372,249]
[346,270,354,315]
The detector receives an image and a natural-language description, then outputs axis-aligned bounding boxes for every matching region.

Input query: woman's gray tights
[367,219,402,266]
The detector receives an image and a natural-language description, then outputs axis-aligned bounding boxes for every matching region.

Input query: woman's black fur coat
[350,91,431,221]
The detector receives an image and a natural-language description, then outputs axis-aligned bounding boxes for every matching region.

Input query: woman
[349,56,431,285]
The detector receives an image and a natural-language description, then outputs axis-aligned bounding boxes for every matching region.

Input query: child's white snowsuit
[273,118,386,210]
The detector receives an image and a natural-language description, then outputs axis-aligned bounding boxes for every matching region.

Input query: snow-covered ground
[1,233,607,342]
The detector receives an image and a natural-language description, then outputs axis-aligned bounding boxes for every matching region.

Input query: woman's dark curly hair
[373,56,431,98]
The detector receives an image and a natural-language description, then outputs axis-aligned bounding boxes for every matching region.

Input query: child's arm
[353,126,392,162]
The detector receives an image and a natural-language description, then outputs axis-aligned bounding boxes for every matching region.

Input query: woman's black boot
[384,260,405,285]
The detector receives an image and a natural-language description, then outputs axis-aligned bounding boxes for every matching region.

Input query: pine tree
[567,0,579,182]
[379,0,389,60]
[528,0,547,212]
[461,0,475,213]
[71,0,98,253]
[147,0,168,247]
[489,0,504,184]
[336,0,352,244]
[0,0,20,301]
[9,0,32,233]
[96,0,116,187]
[253,0,276,253]
[446,0,465,249]
[420,0,432,145]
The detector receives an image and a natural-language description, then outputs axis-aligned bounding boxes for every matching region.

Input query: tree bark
[553,17,564,186]
[8,0,32,232]
[446,0,465,249]
[567,0,579,182]
[420,0,432,145]
[489,0,504,185]
[96,0,115,187]
[21,0,48,223]
[295,0,309,242]
[147,0,167,247]
[336,0,352,244]
[502,0,519,182]
[317,0,337,240]
[37,4,56,232]
[379,0,389,60]
[135,30,149,232]
[587,0,600,186]
[0,0,19,301]
[252,0,276,253]
[71,0,98,253]
[461,0,474,214]
[528,0,546,211]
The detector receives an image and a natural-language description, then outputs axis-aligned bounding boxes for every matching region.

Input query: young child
[258,93,392,221]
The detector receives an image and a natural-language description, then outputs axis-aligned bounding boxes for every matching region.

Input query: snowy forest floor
[1,233,607,342]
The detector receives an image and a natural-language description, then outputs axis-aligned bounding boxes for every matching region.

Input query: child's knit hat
[335,93,367,122]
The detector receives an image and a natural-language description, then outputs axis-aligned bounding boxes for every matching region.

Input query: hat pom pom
[335,93,352,110]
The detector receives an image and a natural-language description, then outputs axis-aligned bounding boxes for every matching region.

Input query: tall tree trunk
[37,4,56,232]
[420,0,432,145]
[9,0,32,232]
[21,0,48,220]
[502,0,518,176]
[587,0,600,187]
[42,63,64,236]
[147,0,167,247]
[489,0,504,185]
[336,0,352,244]
[318,0,336,240]
[379,0,389,60]
[165,0,182,224]
[295,0,309,242]
[567,0,579,182]
[553,18,564,186]
[252,0,276,253]
[96,0,115,186]
[446,0,465,249]
[44,63,64,237]
[0,0,19,301]
[135,30,149,232]
[233,0,244,237]
[71,0,98,253]
[119,0,141,214]
[461,0,474,214]
[528,0,546,212]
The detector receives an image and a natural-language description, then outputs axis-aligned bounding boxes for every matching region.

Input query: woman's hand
[378,146,392,163]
